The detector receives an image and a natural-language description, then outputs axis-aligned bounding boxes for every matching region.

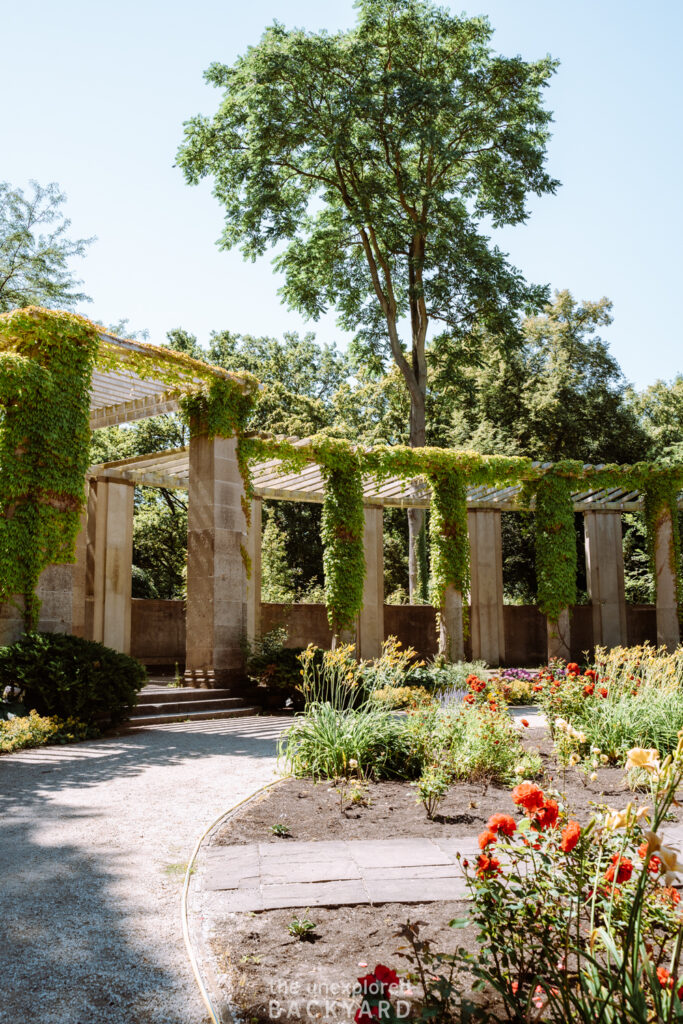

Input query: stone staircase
[124,680,259,728]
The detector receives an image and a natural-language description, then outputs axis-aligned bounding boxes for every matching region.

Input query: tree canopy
[0,181,93,312]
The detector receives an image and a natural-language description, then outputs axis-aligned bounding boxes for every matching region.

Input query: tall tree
[176,0,558,595]
[0,181,93,311]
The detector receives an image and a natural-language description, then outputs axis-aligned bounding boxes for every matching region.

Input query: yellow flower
[625,748,660,774]
[604,802,650,830]
[590,772,598,781]
[568,753,581,767]
[642,831,683,884]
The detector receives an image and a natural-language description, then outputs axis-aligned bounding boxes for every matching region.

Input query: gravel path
[0,715,286,1024]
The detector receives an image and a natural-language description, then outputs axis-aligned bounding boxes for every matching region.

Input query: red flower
[521,718,530,727]
[657,966,673,989]
[560,820,581,853]
[488,702,498,713]
[467,674,486,693]
[374,965,399,989]
[599,688,608,698]
[461,858,469,868]
[463,694,475,705]
[476,853,501,878]
[583,683,595,696]
[488,813,517,837]
[660,886,681,906]
[605,854,633,884]
[532,683,543,692]
[534,798,559,830]
[357,974,382,994]
[567,663,580,675]
[511,782,546,815]
[478,830,497,849]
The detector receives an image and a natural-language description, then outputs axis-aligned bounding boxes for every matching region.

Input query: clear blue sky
[4,0,682,389]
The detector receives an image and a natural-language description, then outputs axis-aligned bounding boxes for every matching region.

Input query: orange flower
[605,854,633,884]
[478,830,497,849]
[583,683,595,696]
[567,663,580,675]
[463,694,475,705]
[476,853,501,878]
[488,813,517,837]
[657,966,673,989]
[599,688,608,698]
[534,798,559,831]
[521,718,529,727]
[560,820,581,853]
[511,782,546,815]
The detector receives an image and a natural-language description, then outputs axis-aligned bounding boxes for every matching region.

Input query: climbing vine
[0,307,100,628]
[2,310,683,646]
[522,465,580,622]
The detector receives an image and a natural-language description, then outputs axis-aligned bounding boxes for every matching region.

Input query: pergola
[2,325,679,680]
[87,438,682,675]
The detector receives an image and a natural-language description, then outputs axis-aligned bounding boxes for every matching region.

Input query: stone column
[547,608,571,663]
[357,505,384,660]
[654,505,680,652]
[468,510,505,666]
[184,431,247,688]
[0,509,87,647]
[584,510,627,649]
[440,587,465,662]
[245,497,262,646]
[86,477,134,654]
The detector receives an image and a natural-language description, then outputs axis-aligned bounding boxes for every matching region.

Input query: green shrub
[0,632,147,726]
[245,629,324,708]
[415,764,451,818]
[0,710,91,753]
[279,703,419,780]
[405,704,541,787]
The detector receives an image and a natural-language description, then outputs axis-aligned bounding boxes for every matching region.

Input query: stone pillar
[245,497,262,646]
[0,508,88,647]
[654,505,680,652]
[357,505,384,660]
[439,587,465,662]
[468,510,505,666]
[547,608,571,663]
[584,510,627,649]
[184,432,247,688]
[86,477,134,654]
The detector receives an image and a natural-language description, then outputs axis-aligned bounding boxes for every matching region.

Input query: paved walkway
[199,836,479,913]
[0,715,286,1024]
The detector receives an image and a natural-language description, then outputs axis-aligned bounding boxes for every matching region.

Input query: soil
[206,723,679,1024]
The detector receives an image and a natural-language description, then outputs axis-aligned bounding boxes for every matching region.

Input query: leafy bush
[0,711,91,753]
[0,632,147,726]
[406,703,541,787]
[279,702,418,779]
[536,650,683,765]
[371,684,434,709]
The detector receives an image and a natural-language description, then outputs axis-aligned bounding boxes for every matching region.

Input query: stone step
[137,687,236,706]
[133,697,247,716]
[123,706,259,728]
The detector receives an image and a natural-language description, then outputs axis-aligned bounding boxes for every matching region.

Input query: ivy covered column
[532,470,578,664]
[429,470,469,663]
[184,427,247,687]
[319,444,365,649]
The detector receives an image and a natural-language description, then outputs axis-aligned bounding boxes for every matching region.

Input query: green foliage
[244,628,317,708]
[270,822,291,837]
[428,468,470,632]
[0,632,147,726]
[261,511,297,603]
[0,710,92,754]
[177,0,557,478]
[643,475,683,620]
[319,446,366,635]
[0,307,100,626]
[287,912,317,939]
[0,181,93,312]
[415,764,450,819]
[525,467,578,620]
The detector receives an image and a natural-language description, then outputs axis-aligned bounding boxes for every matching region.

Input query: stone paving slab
[200,836,475,911]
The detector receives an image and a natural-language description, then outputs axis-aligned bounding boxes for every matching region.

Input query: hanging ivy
[427,467,470,638]
[523,466,580,622]
[0,307,100,628]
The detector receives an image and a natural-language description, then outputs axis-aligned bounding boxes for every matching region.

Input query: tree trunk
[407,386,427,602]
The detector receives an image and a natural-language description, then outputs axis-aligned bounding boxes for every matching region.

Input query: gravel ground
[0,715,286,1024]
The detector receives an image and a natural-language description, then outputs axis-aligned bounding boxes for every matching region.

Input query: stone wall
[129,599,660,668]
